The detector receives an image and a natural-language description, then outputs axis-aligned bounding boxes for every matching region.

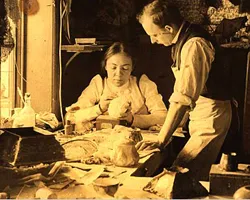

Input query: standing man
[136,0,232,180]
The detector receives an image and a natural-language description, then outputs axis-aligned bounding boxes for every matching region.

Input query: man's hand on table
[135,138,166,159]
[135,138,162,151]
[135,137,173,152]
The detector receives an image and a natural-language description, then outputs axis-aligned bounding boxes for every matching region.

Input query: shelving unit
[61,44,106,53]
[61,44,107,67]
[221,41,250,49]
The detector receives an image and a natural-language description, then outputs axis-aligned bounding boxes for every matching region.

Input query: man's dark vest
[171,22,231,101]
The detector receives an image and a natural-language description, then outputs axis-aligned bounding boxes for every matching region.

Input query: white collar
[171,21,186,44]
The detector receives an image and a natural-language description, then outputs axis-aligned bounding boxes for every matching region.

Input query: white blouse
[70,74,167,129]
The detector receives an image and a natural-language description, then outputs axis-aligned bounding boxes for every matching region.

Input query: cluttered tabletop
[0,126,249,199]
[0,126,172,199]
[0,125,198,199]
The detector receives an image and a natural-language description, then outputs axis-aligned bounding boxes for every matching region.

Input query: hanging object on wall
[0,0,7,45]
[0,0,14,62]
[19,0,40,15]
[61,0,72,43]
[5,0,21,24]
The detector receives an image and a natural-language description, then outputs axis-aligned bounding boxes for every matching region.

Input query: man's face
[105,53,133,87]
[141,15,175,46]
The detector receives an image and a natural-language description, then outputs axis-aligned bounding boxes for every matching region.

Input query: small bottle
[18,93,36,127]
[12,107,22,128]
[65,111,76,132]
[64,120,73,135]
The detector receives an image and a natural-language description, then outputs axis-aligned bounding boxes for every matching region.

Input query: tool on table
[18,161,65,185]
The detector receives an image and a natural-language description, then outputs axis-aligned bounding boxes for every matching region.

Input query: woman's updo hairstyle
[101,42,136,77]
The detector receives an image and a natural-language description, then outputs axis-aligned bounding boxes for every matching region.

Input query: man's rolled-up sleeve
[169,37,215,109]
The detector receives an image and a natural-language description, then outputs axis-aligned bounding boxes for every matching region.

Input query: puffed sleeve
[72,74,103,108]
[70,74,104,123]
[169,37,215,109]
[139,74,167,113]
[132,74,167,129]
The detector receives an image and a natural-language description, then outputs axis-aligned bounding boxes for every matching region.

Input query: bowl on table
[92,177,120,197]
[233,185,250,199]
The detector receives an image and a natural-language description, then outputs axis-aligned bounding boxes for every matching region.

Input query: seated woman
[66,42,167,132]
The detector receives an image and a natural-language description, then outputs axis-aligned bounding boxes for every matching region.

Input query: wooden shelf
[61,44,106,53]
[221,42,250,49]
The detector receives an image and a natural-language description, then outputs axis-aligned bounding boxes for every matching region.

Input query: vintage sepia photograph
[0,0,250,199]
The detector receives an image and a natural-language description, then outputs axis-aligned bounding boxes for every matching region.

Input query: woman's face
[105,53,133,87]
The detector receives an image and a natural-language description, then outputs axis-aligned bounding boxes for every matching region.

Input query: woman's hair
[101,42,135,77]
[137,0,183,28]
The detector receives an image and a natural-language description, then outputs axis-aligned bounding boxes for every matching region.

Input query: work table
[0,128,188,199]
[0,127,241,199]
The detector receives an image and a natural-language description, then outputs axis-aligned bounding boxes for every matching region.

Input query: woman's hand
[120,101,132,116]
[118,101,133,125]
[119,110,133,126]
[75,121,94,133]
[65,105,80,112]
[99,93,117,113]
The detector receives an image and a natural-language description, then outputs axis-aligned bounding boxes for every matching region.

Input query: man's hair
[137,0,183,28]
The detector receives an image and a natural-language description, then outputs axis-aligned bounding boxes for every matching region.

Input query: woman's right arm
[65,75,104,123]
